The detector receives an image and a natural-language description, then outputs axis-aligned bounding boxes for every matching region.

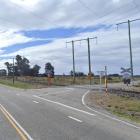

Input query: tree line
[4,55,54,77]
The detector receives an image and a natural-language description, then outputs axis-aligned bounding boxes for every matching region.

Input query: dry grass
[0,78,47,89]
[88,93,140,123]
[17,76,122,86]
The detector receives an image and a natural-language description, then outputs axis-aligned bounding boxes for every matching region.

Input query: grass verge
[88,93,140,123]
[0,79,39,89]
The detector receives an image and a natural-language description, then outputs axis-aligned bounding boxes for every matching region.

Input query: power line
[77,0,98,15]
[66,37,97,85]
[116,18,140,82]
[77,0,139,25]
[132,0,140,12]
[10,1,59,28]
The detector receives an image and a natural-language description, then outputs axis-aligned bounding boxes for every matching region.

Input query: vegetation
[88,93,140,123]
[4,55,41,76]
[45,62,54,77]
[0,78,34,89]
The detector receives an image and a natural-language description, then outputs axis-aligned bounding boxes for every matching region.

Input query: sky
[0,0,140,75]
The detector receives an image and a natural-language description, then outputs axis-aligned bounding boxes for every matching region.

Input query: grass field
[16,76,122,86]
[0,78,47,89]
[0,76,139,89]
[87,93,140,123]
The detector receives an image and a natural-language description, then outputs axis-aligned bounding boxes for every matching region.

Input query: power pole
[105,66,108,95]
[97,71,105,92]
[67,37,97,85]
[13,58,15,84]
[87,38,92,85]
[66,41,76,84]
[72,41,76,83]
[116,18,140,82]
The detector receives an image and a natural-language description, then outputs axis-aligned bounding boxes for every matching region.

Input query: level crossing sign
[121,67,131,74]
[121,67,131,79]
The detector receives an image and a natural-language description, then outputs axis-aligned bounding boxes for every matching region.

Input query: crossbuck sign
[121,67,131,79]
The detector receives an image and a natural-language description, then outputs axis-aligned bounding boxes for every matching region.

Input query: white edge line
[82,90,90,106]
[33,95,96,117]
[0,104,34,140]
[33,101,39,104]
[68,116,82,123]
[82,90,140,130]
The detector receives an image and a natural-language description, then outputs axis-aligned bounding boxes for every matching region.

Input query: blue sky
[21,25,110,39]
[2,24,111,55]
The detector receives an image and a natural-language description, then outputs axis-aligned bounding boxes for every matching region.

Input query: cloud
[0,0,140,30]
[0,30,34,49]
[0,0,140,75]
[1,24,139,75]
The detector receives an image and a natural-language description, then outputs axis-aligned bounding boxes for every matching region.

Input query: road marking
[82,90,140,130]
[82,90,90,106]
[33,95,96,117]
[65,88,74,90]
[46,89,73,95]
[68,116,82,123]
[0,104,34,140]
[33,101,39,104]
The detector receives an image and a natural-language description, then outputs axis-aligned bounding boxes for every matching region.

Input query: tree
[45,62,54,77]
[30,65,41,76]
[4,54,42,77]
[15,55,30,76]
[70,70,74,76]
[70,71,85,77]
[0,69,7,76]
[5,62,13,76]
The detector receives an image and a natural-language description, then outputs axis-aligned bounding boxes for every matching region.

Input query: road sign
[122,72,131,79]
[121,67,131,74]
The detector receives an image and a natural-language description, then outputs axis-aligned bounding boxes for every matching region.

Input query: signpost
[97,71,105,92]
[46,70,53,86]
[121,67,131,86]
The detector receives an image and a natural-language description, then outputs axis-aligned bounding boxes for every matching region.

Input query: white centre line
[68,116,82,123]
[33,101,39,104]
[33,95,96,117]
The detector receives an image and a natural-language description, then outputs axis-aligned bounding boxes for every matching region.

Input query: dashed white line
[68,116,82,123]
[33,101,39,104]
[33,95,96,117]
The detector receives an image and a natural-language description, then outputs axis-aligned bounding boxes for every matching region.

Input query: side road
[0,84,140,140]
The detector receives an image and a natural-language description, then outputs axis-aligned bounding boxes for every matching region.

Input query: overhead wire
[0,0,60,30]
[132,0,140,13]
[77,0,140,25]
[10,1,59,28]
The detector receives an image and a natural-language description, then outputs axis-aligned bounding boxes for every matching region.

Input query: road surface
[0,84,139,140]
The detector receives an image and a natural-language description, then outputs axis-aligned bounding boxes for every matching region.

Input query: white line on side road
[33,101,39,104]
[68,116,82,123]
[82,90,90,105]
[82,90,140,130]
[33,95,96,117]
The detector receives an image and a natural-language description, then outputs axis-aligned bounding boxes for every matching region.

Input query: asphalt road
[0,84,140,140]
